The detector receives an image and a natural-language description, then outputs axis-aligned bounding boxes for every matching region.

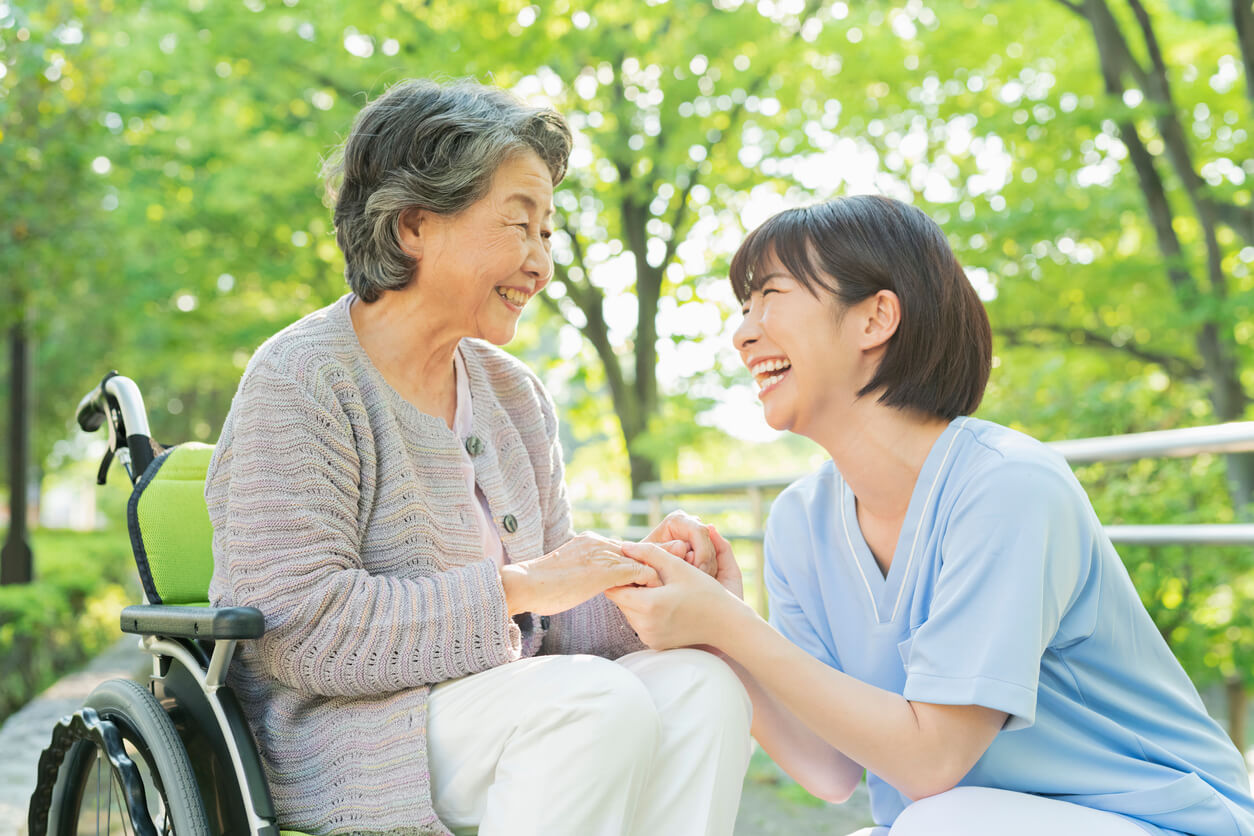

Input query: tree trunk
[628,450,659,502]
[2,320,32,585]
[1226,676,1247,752]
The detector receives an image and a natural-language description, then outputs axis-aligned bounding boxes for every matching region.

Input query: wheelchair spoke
[96,750,103,834]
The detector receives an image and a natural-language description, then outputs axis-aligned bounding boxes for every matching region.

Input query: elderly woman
[205,79,751,836]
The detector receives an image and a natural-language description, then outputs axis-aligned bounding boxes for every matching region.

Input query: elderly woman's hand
[642,510,721,577]
[500,532,660,617]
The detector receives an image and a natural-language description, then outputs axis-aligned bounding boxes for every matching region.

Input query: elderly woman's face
[410,151,555,345]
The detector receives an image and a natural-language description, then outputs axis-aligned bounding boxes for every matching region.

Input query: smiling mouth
[496,287,530,308]
[750,358,791,394]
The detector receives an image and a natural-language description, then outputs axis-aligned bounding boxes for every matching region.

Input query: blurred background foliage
[2,0,1254,739]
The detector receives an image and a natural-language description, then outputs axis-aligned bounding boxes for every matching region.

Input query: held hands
[642,511,723,577]
[501,532,670,617]
[605,525,754,651]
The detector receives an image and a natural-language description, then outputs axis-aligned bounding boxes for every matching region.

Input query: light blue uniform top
[765,417,1254,835]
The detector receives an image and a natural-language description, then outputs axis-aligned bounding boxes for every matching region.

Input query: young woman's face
[413,151,555,345]
[732,252,870,436]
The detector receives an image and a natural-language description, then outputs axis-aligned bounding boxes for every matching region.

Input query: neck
[349,290,464,422]
[809,400,951,521]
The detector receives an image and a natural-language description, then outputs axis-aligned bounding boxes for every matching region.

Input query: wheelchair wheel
[45,678,210,836]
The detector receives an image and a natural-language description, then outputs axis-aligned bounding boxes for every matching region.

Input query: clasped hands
[500,511,750,651]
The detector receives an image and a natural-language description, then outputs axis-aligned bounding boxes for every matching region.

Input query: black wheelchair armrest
[120,605,265,640]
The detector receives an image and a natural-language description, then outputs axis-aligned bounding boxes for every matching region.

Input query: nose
[524,235,553,290]
[733,305,759,356]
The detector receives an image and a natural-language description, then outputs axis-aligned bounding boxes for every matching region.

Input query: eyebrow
[505,193,555,219]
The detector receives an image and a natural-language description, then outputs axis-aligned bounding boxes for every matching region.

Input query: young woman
[607,195,1254,836]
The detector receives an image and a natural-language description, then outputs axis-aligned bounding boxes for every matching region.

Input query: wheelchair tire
[46,678,210,836]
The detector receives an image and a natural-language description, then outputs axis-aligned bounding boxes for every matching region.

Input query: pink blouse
[453,347,506,568]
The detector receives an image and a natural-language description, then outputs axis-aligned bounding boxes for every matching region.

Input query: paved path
[0,636,150,836]
[0,639,872,835]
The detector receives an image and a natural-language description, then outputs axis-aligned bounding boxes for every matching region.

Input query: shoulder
[772,462,837,517]
[766,462,840,549]
[236,295,363,413]
[945,418,1080,502]
[941,418,1097,549]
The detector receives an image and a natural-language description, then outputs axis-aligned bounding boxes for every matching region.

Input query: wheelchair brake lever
[96,447,115,485]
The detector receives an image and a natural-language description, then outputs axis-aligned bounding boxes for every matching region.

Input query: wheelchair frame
[28,373,284,836]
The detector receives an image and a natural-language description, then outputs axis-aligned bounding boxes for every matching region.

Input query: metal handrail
[634,421,1254,499]
[572,421,1254,612]
[1048,421,1254,463]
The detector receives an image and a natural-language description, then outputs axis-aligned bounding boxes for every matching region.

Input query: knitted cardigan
[206,295,644,835]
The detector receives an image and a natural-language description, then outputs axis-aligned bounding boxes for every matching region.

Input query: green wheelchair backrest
[127,442,216,605]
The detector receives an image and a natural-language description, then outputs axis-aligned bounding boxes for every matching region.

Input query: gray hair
[321,79,572,302]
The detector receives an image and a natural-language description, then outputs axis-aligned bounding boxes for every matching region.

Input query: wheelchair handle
[76,372,156,484]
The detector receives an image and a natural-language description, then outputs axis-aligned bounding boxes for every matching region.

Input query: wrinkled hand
[643,510,719,577]
[604,536,753,651]
[501,532,659,616]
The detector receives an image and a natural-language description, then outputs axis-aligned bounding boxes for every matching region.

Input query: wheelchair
[27,372,310,836]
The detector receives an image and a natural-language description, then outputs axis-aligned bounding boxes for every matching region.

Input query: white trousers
[427,648,754,836]
[848,786,1151,836]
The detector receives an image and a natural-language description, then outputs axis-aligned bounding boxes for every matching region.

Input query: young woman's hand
[642,510,720,577]
[705,524,744,600]
[500,533,659,616]
[605,540,755,651]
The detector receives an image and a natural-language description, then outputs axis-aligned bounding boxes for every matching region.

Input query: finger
[672,514,716,571]
[707,524,740,572]
[621,541,689,580]
[658,539,689,559]
[707,524,731,552]
[699,555,719,577]
[605,584,649,611]
[608,558,660,588]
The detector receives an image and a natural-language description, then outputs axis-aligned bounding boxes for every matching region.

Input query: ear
[858,289,901,351]
[397,208,424,260]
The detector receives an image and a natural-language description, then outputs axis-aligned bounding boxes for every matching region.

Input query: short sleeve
[901,459,1092,730]
[765,515,843,672]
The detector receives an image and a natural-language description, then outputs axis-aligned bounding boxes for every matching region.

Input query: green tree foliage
[792,0,1253,737]
[5,0,1254,737]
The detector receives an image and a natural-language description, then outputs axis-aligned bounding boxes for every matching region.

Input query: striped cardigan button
[502,513,518,533]
[464,435,484,456]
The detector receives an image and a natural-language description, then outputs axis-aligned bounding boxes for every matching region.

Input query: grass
[0,526,138,723]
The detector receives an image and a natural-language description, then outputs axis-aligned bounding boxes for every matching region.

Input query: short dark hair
[322,79,573,302]
[729,195,991,420]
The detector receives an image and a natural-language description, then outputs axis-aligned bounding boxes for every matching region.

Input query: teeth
[758,373,785,391]
[750,358,791,377]
[497,287,529,306]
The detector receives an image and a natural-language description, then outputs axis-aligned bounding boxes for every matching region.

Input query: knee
[541,655,663,759]
[637,646,752,736]
[889,786,981,836]
[660,648,752,732]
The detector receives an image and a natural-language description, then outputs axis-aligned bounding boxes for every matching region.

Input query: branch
[655,0,826,276]
[1233,0,1254,106]
[1211,199,1254,241]
[1124,0,1235,286]
[994,324,1203,379]
[1077,0,1248,417]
